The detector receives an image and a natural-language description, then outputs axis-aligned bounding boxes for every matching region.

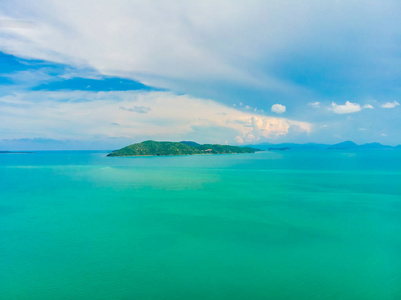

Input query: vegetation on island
[107,140,260,157]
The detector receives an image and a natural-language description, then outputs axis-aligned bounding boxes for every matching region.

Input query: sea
[0,150,400,299]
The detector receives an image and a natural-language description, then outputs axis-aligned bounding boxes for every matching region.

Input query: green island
[107,140,260,157]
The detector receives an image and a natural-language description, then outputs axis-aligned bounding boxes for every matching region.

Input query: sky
[1,0,401,150]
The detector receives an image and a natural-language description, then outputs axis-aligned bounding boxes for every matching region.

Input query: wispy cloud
[0,18,34,29]
[1,1,401,106]
[362,104,374,109]
[308,101,320,108]
[119,106,151,114]
[381,101,399,108]
[0,68,55,91]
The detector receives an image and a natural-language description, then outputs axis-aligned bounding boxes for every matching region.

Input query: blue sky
[1,0,401,150]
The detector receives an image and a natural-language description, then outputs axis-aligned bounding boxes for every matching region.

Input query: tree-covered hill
[107,140,259,157]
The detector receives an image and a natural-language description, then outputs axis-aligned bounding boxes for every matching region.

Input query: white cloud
[271,104,286,114]
[1,0,400,104]
[119,106,151,114]
[235,136,244,144]
[0,1,307,97]
[330,101,361,114]
[308,101,320,108]
[381,101,400,108]
[362,104,374,109]
[0,90,311,144]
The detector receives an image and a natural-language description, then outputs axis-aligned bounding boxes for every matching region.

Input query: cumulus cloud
[330,101,361,114]
[0,90,311,144]
[235,136,244,144]
[271,104,286,114]
[381,101,400,108]
[249,115,309,142]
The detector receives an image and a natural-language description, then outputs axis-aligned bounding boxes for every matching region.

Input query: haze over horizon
[1,1,401,150]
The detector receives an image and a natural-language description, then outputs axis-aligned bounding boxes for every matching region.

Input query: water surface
[1,150,400,299]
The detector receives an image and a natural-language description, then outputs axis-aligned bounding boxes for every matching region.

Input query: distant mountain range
[108,140,259,157]
[328,141,395,150]
[0,151,33,154]
[247,141,400,150]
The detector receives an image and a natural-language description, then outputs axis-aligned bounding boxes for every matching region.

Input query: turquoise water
[0,150,400,299]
